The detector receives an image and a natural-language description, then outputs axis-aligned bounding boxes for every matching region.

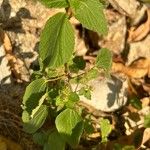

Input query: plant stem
[65,7,73,19]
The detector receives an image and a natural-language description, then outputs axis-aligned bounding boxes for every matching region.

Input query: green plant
[144,113,150,128]
[22,0,112,149]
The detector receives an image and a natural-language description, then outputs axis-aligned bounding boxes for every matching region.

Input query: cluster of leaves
[19,0,144,149]
[21,0,150,149]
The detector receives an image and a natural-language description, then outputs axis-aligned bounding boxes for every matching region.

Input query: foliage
[113,144,135,150]
[100,118,112,143]
[130,97,142,110]
[144,113,150,128]
[21,0,113,149]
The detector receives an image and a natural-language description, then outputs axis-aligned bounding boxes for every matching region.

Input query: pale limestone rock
[101,13,126,54]
[73,76,128,112]
[108,0,147,25]
[128,34,150,65]
[0,44,11,84]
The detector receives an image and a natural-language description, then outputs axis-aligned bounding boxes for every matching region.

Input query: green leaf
[69,0,108,34]
[31,93,48,118]
[113,143,122,150]
[99,0,109,7]
[55,96,65,107]
[140,0,150,3]
[85,68,99,80]
[55,108,83,147]
[73,56,86,70]
[67,121,84,147]
[69,56,86,73]
[65,92,80,108]
[46,67,65,78]
[22,110,30,123]
[23,105,48,134]
[55,108,82,135]
[68,92,79,102]
[44,130,65,150]
[31,70,42,80]
[39,0,69,8]
[100,118,112,143]
[79,87,91,100]
[23,78,46,114]
[122,145,135,150]
[77,68,99,84]
[33,131,48,145]
[113,144,135,150]
[78,87,85,95]
[39,12,75,68]
[133,130,143,147]
[84,120,94,134]
[130,98,142,110]
[84,89,91,100]
[144,113,150,128]
[96,48,112,73]
[46,69,59,78]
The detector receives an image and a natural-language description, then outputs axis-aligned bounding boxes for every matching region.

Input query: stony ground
[0,0,150,149]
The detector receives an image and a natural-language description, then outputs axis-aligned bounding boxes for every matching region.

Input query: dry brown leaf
[0,140,7,150]
[112,58,150,78]
[128,9,150,42]
[98,128,145,150]
[111,62,126,74]
[0,29,12,54]
[139,128,150,148]
[0,136,22,150]
[126,58,150,78]
[0,28,24,82]
[141,97,150,107]
[142,83,150,95]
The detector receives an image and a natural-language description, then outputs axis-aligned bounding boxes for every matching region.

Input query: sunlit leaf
[96,48,112,74]
[55,108,83,146]
[39,0,69,8]
[23,105,48,134]
[69,0,108,34]
[39,12,74,68]
[144,113,150,128]
[100,118,112,142]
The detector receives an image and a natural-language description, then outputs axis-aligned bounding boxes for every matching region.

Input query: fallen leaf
[128,9,150,42]
[0,136,22,150]
[0,140,7,150]
[112,58,150,78]
[139,128,150,148]
[142,83,150,95]
[98,128,145,150]
[0,28,25,82]
[0,28,12,54]
[141,97,150,108]
[126,58,150,78]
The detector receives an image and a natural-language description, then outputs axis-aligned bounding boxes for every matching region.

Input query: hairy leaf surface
[39,12,74,68]
[39,0,68,8]
[23,105,48,133]
[23,78,46,113]
[69,0,108,34]
[96,48,112,73]
[55,108,83,146]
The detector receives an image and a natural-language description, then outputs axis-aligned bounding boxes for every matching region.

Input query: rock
[101,10,127,54]
[0,0,64,81]
[73,76,128,112]
[127,34,150,65]
[0,43,11,84]
[70,17,88,56]
[108,0,147,25]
